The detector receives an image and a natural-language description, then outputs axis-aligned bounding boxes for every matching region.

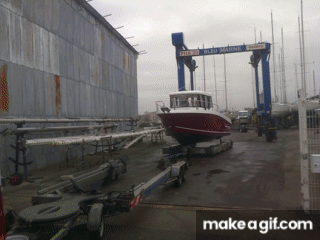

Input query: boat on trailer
[156,91,232,146]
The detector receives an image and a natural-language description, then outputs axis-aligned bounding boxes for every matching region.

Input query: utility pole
[281,28,287,103]
[203,44,206,92]
[301,0,306,92]
[224,54,228,111]
[213,56,218,104]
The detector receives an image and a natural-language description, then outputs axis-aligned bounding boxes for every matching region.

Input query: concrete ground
[3,127,302,239]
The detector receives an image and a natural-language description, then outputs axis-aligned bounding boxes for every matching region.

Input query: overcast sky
[89,0,320,114]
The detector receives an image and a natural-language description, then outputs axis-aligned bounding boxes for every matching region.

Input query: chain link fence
[299,90,320,211]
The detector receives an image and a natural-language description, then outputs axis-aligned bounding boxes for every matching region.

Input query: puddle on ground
[207,169,230,174]
[193,169,229,177]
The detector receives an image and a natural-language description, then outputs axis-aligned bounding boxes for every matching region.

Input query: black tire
[258,128,262,137]
[174,171,183,187]
[7,232,38,240]
[87,204,105,240]
[89,215,104,240]
[182,167,187,182]
[265,132,273,142]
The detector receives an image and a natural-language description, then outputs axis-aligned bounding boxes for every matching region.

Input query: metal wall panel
[94,27,101,59]
[79,82,86,116]
[86,20,94,55]
[73,45,79,81]
[84,51,90,84]
[8,11,21,64]
[22,67,35,116]
[60,77,68,117]
[85,84,91,117]
[44,73,55,117]
[66,79,75,117]
[0,6,10,61]
[1,0,139,177]
[73,80,80,117]
[22,0,33,23]
[33,24,44,71]
[52,0,60,35]
[6,62,21,115]
[0,0,22,16]
[66,41,74,79]
[34,0,45,29]
[66,4,74,43]
[33,70,45,117]
[90,85,95,117]
[79,15,85,50]
[72,8,80,47]
[44,0,53,32]
[50,32,60,75]
[58,0,68,41]
[59,37,67,78]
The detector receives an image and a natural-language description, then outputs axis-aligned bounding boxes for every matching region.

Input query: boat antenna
[203,44,206,92]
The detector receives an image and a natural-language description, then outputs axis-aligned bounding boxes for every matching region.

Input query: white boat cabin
[169,91,215,110]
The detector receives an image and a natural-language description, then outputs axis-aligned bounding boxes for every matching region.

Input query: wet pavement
[3,127,302,239]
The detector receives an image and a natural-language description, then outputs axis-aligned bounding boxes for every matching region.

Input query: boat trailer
[157,140,233,169]
[6,157,188,240]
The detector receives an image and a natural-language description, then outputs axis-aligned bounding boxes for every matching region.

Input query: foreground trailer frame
[6,160,188,240]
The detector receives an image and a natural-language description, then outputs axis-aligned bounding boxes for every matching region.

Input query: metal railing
[299,89,320,212]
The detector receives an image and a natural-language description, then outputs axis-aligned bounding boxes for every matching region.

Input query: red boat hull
[157,112,231,145]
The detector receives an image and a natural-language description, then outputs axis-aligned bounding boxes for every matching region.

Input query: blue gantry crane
[171,32,277,142]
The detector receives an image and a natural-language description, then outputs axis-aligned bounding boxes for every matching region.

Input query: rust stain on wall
[0,64,10,112]
[54,75,61,115]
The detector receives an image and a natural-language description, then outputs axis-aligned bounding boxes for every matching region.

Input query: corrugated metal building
[0,0,139,176]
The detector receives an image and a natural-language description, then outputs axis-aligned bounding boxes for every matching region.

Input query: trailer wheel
[175,171,183,187]
[182,166,187,182]
[265,132,273,142]
[6,233,38,240]
[87,203,105,240]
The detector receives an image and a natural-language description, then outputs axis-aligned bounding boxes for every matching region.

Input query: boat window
[208,96,212,109]
[170,94,212,108]
[197,95,201,107]
[239,112,248,117]
[202,95,207,109]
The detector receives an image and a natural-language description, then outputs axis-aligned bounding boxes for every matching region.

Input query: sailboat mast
[271,10,277,102]
[313,70,316,96]
[298,16,304,90]
[224,54,228,111]
[281,28,287,103]
[295,64,299,99]
[301,0,306,93]
[278,53,283,102]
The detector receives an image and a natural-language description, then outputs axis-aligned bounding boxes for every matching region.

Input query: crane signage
[180,49,200,56]
[179,44,267,57]
[246,43,266,51]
